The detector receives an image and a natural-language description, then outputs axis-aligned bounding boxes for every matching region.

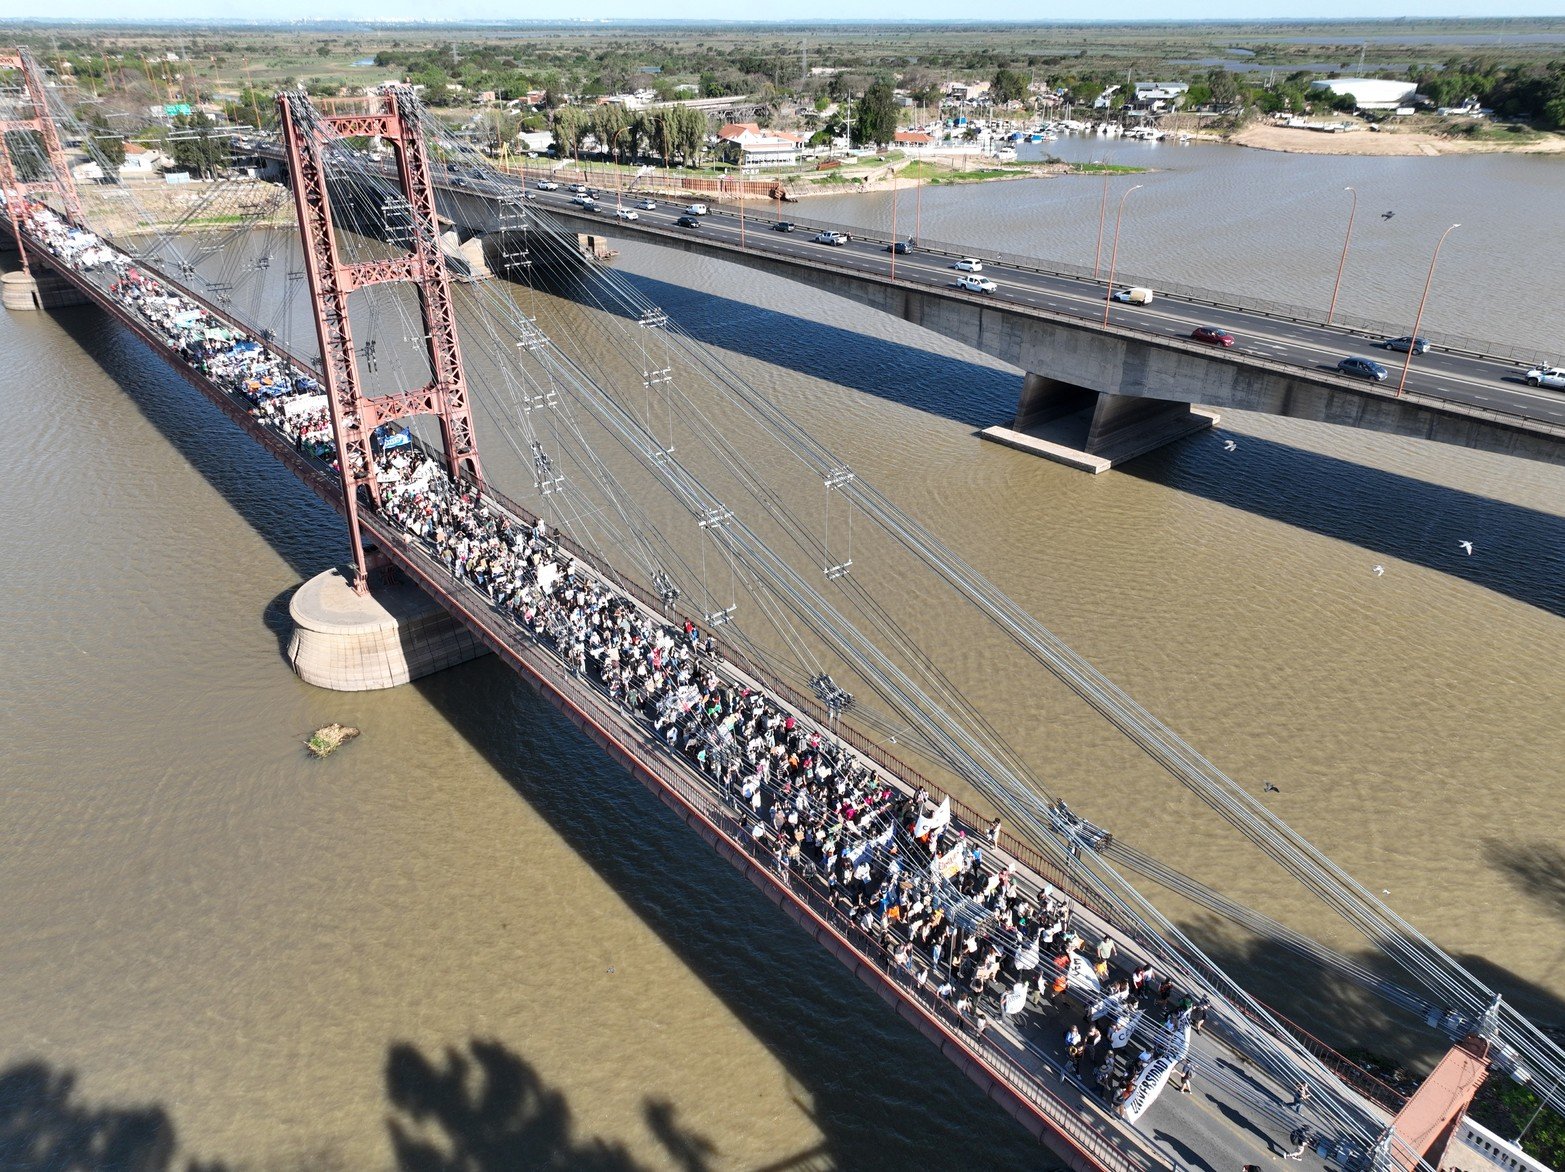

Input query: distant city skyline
[8,5,1565,23]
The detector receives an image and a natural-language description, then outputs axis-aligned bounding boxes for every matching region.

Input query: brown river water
[1,142,1562,1169]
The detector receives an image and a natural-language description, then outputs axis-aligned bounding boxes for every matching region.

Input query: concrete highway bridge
[255,144,1565,473]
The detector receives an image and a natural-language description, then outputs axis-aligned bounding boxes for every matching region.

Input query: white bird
[1372,565,1385,577]
[1223,439,1237,452]
[1458,540,1473,555]
[1382,889,1391,895]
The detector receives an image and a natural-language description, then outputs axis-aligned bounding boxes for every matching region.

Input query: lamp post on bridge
[1327,185,1357,327]
[1092,167,1109,278]
[1396,222,1459,398]
[890,167,898,280]
[1100,183,1142,327]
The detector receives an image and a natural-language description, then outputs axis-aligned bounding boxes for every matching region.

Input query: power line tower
[276,86,484,592]
[0,47,85,277]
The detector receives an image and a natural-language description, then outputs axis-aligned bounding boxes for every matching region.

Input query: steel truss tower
[277,88,484,591]
[0,48,85,276]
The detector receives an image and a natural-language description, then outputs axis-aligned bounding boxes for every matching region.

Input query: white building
[716,122,806,167]
[1309,78,1418,110]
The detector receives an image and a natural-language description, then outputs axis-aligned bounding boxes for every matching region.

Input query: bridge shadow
[534,264,1565,617]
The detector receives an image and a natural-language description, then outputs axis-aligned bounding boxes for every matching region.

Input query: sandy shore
[1229,122,1565,157]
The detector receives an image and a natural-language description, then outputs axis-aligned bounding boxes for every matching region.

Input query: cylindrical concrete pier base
[287,566,490,691]
[2,271,40,311]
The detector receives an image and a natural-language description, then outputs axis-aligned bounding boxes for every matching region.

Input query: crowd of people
[19,195,1205,1127]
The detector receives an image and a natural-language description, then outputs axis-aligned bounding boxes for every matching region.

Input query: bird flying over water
[1458,540,1473,555]
[1382,211,1395,220]
[1263,783,1280,793]
[1223,439,1237,452]
[1372,565,1385,576]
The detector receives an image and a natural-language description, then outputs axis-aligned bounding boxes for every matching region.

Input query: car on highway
[1337,356,1389,382]
[1110,287,1155,304]
[953,257,984,272]
[815,230,850,245]
[615,207,639,220]
[675,214,702,229]
[568,183,589,194]
[572,194,596,207]
[1524,365,1565,388]
[957,274,998,294]
[637,198,658,210]
[886,241,911,254]
[1190,326,1236,348]
[534,179,558,191]
[1383,335,1430,354]
[683,202,709,216]
[773,221,797,232]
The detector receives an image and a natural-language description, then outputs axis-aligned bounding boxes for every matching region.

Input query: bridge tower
[276,88,484,591]
[0,48,86,309]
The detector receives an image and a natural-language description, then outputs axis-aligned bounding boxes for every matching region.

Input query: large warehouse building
[1308,78,1419,109]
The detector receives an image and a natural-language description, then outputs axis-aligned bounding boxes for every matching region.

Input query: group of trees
[550,103,709,167]
[1413,58,1565,128]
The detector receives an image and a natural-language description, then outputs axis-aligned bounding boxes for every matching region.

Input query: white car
[615,207,639,221]
[535,179,559,191]
[1524,365,1565,388]
[637,198,657,210]
[814,230,850,245]
[684,202,709,216]
[953,257,985,272]
[572,194,596,207]
[569,183,589,194]
[957,274,997,294]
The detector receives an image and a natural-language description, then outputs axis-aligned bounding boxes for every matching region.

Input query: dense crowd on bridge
[18,195,1204,1123]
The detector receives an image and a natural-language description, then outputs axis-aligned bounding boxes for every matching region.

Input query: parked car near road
[1337,356,1389,382]
[1190,326,1236,348]
[957,274,998,293]
[953,257,984,272]
[1383,335,1430,354]
[815,230,850,245]
[1524,365,1565,388]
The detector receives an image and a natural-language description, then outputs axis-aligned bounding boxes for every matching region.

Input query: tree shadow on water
[0,1059,177,1171]
[1485,838,1565,927]
[384,1038,721,1172]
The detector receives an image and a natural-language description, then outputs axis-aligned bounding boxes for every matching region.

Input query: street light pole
[1327,185,1357,327]
[890,169,897,279]
[1093,169,1109,278]
[1101,184,1143,326]
[914,175,923,244]
[1396,222,1460,397]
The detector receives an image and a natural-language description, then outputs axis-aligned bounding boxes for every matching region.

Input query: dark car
[773,221,797,232]
[675,215,701,229]
[1337,356,1389,382]
[1384,335,1430,354]
[885,240,912,254]
[1191,326,1235,348]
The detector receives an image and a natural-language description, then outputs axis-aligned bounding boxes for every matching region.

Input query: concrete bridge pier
[981,370,1219,473]
[3,262,91,311]
[287,562,489,691]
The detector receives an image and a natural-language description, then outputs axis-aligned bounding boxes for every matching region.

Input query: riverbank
[1229,121,1565,157]
[784,156,1145,199]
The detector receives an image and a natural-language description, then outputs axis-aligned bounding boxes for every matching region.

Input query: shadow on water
[1485,839,1565,928]
[538,264,1565,617]
[409,657,1053,1169]
[1123,430,1565,617]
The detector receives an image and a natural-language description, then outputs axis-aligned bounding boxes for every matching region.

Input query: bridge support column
[2,264,88,311]
[287,564,489,691]
[980,371,1218,473]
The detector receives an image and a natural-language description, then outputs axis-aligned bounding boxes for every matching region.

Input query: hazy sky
[13,5,1565,23]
